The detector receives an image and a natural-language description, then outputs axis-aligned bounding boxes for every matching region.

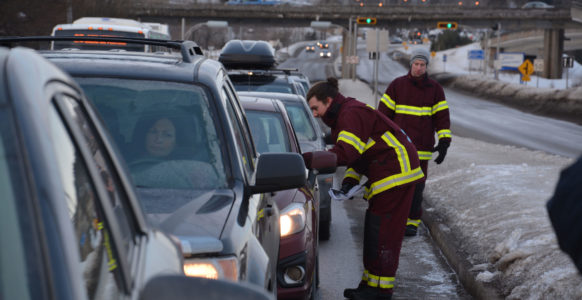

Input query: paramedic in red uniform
[378,48,452,236]
[302,78,424,300]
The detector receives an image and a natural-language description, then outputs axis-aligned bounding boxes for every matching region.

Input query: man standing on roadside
[303,78,424,300]
[377,48,452,236]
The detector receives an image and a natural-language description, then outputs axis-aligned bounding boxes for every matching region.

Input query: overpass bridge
[128,1,581,78]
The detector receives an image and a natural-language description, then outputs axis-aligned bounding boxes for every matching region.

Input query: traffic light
[437,21,458,30]
[356,17,377,25]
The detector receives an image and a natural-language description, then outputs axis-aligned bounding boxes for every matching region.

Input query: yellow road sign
[518,59,534,77]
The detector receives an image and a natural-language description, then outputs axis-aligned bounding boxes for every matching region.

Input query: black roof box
[219,40,276,69]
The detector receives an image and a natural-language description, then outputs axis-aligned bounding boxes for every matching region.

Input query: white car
[319,50,331,58]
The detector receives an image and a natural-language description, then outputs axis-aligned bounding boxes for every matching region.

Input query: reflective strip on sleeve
[362,270,395,289]
[337,130,366,154]
[344,168,361,181]
[380,94,395,111]
[437,129,452,139]
[381,131,411,173]
[432,100,449,114]
[364,167,425,199]
[418,151,433,160]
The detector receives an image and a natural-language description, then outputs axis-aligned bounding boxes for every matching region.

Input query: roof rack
[0,36,203,63]
[227,67,299,76]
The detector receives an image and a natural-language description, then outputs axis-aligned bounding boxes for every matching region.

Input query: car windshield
[245,110,291,154]
[230,74,295,94]
[76,78,228,201]
[281,101,317,142]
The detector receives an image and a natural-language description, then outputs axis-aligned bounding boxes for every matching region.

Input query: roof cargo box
[219,40,276,69]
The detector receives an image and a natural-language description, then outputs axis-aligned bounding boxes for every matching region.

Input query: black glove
[340,182,356,195]
[433,140,450,164]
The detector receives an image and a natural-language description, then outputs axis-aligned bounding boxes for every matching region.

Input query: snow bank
[424,135,582,299]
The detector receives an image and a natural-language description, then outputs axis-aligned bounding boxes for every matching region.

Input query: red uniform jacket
[378,72,451,161]
[322,93,424,200]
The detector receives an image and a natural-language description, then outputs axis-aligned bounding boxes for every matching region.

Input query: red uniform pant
[358,183,415,295]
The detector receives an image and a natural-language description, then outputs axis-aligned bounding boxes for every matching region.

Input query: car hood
[139,188,235,244]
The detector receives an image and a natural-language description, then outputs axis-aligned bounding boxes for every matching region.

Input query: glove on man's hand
[340,182,357,200]
[433,140,450,164]
[302,152,313,169]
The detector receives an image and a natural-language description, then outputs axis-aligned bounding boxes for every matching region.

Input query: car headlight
[280,203,306,237]
[183,256,238,282]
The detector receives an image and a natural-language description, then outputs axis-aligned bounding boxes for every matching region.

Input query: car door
[221,82,280,292]
[49,86,183,298]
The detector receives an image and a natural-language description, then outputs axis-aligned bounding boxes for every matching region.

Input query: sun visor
[219,39,276,69]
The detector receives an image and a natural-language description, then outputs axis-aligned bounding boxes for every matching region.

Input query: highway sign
[366,29,388,53]
[533,59,544,72]
[563,56,574,68]
[468,49,484,60]
[498,52,524,70]
[518,59,534,82]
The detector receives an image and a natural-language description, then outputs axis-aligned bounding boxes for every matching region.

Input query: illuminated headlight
[280,203,306,237]
[319,52,324,57]
[183,256,238,282]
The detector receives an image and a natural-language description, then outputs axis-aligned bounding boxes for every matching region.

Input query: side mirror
[250,152,306,194]
[140,275,274,300]
[309,150,337,174]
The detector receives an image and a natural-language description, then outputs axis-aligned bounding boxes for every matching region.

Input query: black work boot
[404,224,418,236]
[351,286,393,300]
[343,286,363,299]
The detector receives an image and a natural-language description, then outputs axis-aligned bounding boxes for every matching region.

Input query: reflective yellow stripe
[418,151,433,160]
[363,270,394,289]
[344,168,361,181]
[432,100,449,114]
[364,167,424,199]
[337,130,366,154]
[437,129,452,139]
[364,138,376,152]
[407,218,421,227]
[257,209,265,221]
[366,104,375,110]
[381,131,410,173]
[380,94,395,111]
[394,104,432,116]
[389,100,449,117]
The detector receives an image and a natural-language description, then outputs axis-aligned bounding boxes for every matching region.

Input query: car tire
[319,219,331,241]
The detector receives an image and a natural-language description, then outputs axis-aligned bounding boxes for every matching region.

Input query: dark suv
[0,45,276,300]
[31,37,306,296]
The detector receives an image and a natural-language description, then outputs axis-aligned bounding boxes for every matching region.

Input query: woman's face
[146,118,176,157]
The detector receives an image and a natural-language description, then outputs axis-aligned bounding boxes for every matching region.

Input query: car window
[75,77,228,192]
[245,110,291,154]
[230,75,295,94]
[48,104,124,299]
[221,87,254,175]
[282,101,317,142]
[59,94,137,256]
[0,109,35,300]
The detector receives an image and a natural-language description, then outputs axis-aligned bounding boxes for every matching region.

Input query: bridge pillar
[543,28,564,79]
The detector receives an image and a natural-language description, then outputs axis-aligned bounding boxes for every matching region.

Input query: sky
[329,39,582,298]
